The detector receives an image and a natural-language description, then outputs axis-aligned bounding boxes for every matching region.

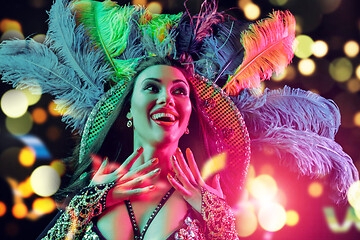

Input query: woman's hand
[90,147,161,208]
[167,148,223,213]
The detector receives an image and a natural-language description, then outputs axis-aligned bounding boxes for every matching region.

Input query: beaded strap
[41,182,115,240]
[200,188,239,240]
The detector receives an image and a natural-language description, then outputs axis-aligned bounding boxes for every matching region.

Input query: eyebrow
[143,78,189,86]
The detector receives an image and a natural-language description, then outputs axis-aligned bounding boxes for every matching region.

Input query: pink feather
[223,11,296,96]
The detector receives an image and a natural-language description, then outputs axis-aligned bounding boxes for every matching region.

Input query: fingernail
[217,174,220,180]
[137,146,143,152]
[167,173,173,179]
[154,168,161,173]
[102,158,108,166]
[149,185,156,190]
[176,147,181,153]
[171,155,176,161]
[151,158,159,164]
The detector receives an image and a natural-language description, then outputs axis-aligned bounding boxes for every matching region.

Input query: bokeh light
[30,166,61,197]
[318,0,342,14]
[347,180,360,210]
[147,1,162,14]
[1,89,28,118]
[46,126,62,141]
[18,147,36,167]
[286,210,300,226]
[258,202,287,232]
[271,71,286,82]
[50,159,66,176]
[5,112,33,135]
[344,40,359,58]
[0,30,24,41]
[0,201,6,217]
[298,58,316,76]
[32,198,56,214]
[132,0,147,5]
[355,65,360,79]
[32,34,46,43]
[18,178,34,198]
[249,174,278,201]
[284,65,297,81]
[0,18,22,33]
[354,112,360,127]
[12,203,28,219]
[48,101,62,117]
[347,78,360,93]
[329,57,353,82]
[295,35,314,59]
[244,3,261,20]
[308,181,323,198]
[16,84,42,106]
[32,107,47,124]
[312,40,328,58]
[235,206,258,237]
[269,0,288,6]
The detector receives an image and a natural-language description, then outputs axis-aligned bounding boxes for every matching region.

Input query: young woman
[37,56,244,239]
[0,0,357,239]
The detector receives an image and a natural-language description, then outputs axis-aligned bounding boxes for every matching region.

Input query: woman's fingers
[171,155,194,190]
[121,168,161,188]
[112,185,156,199]
[213,174,223,197]
[167,173,191,196]
[186,148,206,186]
[121,158,158,181]
[113,146,143,176]
[95,157,108,176]
[175,148,196,185]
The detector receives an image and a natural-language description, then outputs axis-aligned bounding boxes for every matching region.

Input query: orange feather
[223,11,296,96]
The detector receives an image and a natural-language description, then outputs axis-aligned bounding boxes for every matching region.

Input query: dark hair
[54,56,212,202]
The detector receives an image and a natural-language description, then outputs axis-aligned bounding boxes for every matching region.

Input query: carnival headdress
[0,0,357,204]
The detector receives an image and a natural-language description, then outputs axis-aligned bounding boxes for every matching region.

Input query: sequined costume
[39,185,238,240]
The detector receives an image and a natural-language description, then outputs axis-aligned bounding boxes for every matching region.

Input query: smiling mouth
[151,112,177,126]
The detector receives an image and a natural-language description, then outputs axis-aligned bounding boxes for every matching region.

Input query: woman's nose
[156,91,175,106]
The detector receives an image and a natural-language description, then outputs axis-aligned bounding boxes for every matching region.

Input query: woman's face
[130,65,192,147]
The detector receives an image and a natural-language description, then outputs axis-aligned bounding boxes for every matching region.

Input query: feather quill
[0,40,105,132]
[224,11,296,95]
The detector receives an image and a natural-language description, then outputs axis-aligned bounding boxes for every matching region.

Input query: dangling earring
[185,127,189,135]
[127,119,133,128]
[126,112,133,128]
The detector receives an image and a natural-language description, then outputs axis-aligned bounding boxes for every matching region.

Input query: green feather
[72,0,135,72]
[113,58,144,83]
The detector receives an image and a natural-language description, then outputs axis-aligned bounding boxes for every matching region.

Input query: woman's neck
[133,141,177,179]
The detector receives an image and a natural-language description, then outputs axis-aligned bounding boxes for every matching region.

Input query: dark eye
[144,84,159,93]
[173,87,187,95]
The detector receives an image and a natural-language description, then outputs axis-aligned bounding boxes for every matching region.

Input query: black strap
[125,187,175,240]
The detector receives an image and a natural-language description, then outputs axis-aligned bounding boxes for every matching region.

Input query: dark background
[0,0,360,239]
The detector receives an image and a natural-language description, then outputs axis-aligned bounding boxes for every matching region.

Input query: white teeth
[151,113,176,121]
